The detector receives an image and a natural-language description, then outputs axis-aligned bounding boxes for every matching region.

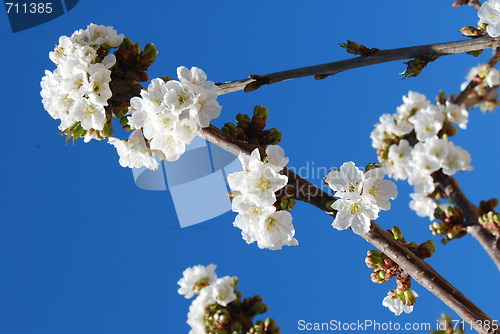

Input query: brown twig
[469,0,482,11]
[217,36,500,95]
[434,171,500,270]
[454,47,500,105]
[199,125,498,334]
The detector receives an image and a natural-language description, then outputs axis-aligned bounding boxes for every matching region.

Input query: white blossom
[243,163,288,207]
[108,137,159,170]
[441,142,473,175]
[408,105,445,142]
[264,145,289,172]
[382,290,418,316]
[421,137,450,164]
[331,193,379,235]
[397,91,430,120]
[479,0,500,37]
[387,140,412,180]
[362,169,398,211]
[256,211,298,250]
[443,102,468,129]
[177,264,217,299]
[370,114,392,149]
[409,193,437,219]
[325,161,364,197]
[205,277,237,307]
[407,168,435,195]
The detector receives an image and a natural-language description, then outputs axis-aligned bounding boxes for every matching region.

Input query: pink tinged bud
[459,26,485,37]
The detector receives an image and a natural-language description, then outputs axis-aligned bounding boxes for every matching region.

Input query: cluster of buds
[366,227,435,315]
[109,38,159,120]
[204,294,277,334]
[178,265,280,334]
[366,227,436,283]
[478,198,500,234]
[222,106,282,146]
[247,318,280,334]
[366,249,399,283]
[278,194,296,212]
[430,205,467,244]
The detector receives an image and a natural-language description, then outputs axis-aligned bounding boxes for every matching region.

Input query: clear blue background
[0,1,498,333]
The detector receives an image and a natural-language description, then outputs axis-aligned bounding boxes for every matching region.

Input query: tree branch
[434,171,500,270]
[199,125,498,334]
[216,36,500,95]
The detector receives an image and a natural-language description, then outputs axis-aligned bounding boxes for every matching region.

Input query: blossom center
[257,178,271,190]
[350,202,362,214]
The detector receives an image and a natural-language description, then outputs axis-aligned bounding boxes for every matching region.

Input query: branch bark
[216,36,500,95]
[200,125,499,334]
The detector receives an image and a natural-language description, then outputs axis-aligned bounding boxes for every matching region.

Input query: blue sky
[1,1,499,333]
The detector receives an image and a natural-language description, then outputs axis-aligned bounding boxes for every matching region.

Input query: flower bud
[459,26,485,37]
[391,226,404,241]
[403,289,417,306]
[339,40,378,56]
[452,0,468,6]
[417,240,436,259]
[371,270,388,283]
[401,57,429,78]
[396,275,411,291]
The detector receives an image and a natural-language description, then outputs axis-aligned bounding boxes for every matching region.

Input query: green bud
[339,40,378,56]
[121,37,134,49]
[371,270,387,283]
[417,240,436,259]
[466,49,483,57]
[287,198,295,211]
[391,226,403,241]
[101,122,114,138]
[364,162,381,172]
[143,43,156,55]
[325,199,336,209]
[403,289,417,306]
[280,197,289,210]
[253,105,269,118]
[401,57,429,78]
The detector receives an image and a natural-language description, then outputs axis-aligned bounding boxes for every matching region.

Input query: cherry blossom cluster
[125,67,222,164]
[371,91,473,220]
[228,146,298,250]
[325,162,398,235]
[40,24,124,135]
[178,264,237,334]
